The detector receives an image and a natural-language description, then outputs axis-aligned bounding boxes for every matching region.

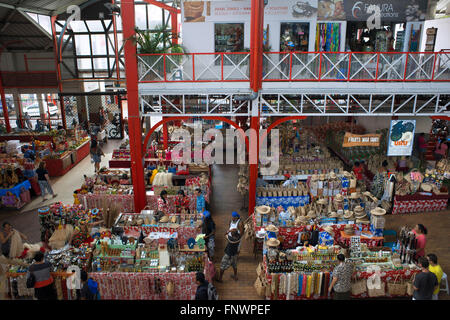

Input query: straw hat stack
[343,210,354,220]
[344,224,355,235]
[266,225,279,233]
[370,207,386,217]
[329,171,337,180]
[306,210,317,219]
[354,206,370,224]
[311,174,319,182]
[323,226,335,238]
[334,194,344,203]
[295,216,309,226]
[329,211,339,218]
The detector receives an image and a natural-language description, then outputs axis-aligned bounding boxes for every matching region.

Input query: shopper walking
[201,211,215,259]
[36,161,57,201]
[427,253,443,300]
[27,251,57,300]
[417,133,428,165]
[195,272,212,300]
[24,112,32,129]
[412,257,438,300]
[434,139,448,161]
[90,141,104,174]
[227,211,243,253]
[196,188,206,213]
[217,230,241,282]
[328,254,354,300]
[80,270,100,300]
[371,160,388,199]
[412,224,427,260]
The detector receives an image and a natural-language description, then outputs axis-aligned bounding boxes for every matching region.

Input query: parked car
[0,97,13,117]
[24,101,58,117]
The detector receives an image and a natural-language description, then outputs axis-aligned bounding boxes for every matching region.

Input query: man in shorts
[216,230,241,282]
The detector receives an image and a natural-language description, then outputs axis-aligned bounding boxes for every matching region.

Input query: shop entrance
[59,91,126,139]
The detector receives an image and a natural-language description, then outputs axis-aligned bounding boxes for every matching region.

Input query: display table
[78,192,210,213]
[0,180,31,209]
[109,158,173,169]
[0,134,54,142]
[392,192,449,214]
[256,196,310,209]
[89,271,197,300]
[253,215,371,249]
[44,140,90,177]
[339,231,384,248]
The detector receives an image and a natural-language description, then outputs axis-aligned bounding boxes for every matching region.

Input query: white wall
[420,17,450,52]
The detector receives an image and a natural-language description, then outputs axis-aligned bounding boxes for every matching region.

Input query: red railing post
[221,53,224,81]
[163,54,167,81]
[289,52,293,80]
[431,52,438,81]
[375,53,380,81]
[318,52,323,81]
[403,53,409,81]
[347,52,352,80]
[192,53,195,80]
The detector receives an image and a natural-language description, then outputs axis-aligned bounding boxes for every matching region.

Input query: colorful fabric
[174,195,190,213]
[157,198,169,214]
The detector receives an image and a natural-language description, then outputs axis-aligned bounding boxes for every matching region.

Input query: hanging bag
[406,274,416,296]
[387,274,407,296]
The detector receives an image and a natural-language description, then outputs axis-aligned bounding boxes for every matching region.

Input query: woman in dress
[174,189,190,214]
[157,190,170,215]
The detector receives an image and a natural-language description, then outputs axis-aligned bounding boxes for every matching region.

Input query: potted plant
[131,24,187,80]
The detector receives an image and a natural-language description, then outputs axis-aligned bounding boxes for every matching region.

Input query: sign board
[342,132,381,147]
[344,0,427,22]
[182,0,318,23]
[387,120,416,156]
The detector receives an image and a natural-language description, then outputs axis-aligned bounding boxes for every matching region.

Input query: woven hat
[256,206,271,215]
[306,210,317,218]
[319,174,326,180]
[323,226,335,237]
[317,198,328,205]
[334,194,344,202]
[354,206,364,213]
[159,215,170,223]
[420,183,433,192]
[266,238,280,247]
[266,224,279,233]
[329,211,339,218]
[344,225,355,235]
[370,207,386,216]
[343,210,354,219]
[350,192,360,199]
[311,174,319,181]
[363,191,373,197]
[343,171,352,178]
[329,172,337,179]
[356,218,370,224]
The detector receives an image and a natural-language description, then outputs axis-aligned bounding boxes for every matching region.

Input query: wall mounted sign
[387,120,416,156]
[342,132,381,147]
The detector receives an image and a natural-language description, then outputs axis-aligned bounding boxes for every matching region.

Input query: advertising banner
[387,120,416,156]
[344,0,427,22]
[342,132,381,147]
[182,0,318,23]
[318,0,346,20]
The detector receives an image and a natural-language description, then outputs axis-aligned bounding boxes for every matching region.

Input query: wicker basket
[387,275,406,296]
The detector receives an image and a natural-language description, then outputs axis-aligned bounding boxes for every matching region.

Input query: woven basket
[351,278,367,296]
[367,280,385,298]
[387,275,406,296]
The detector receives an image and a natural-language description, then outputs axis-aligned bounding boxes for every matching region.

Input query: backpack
[207,282,218,300]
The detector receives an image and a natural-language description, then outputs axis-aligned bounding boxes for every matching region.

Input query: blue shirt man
[196,188,206,213]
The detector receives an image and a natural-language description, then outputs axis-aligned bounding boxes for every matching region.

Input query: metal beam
[0,2,50,15]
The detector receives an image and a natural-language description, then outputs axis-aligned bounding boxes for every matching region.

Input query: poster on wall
[182,1,318,22]
[387,120,416,156]
[318,0,345,20]
[344,0,427,23]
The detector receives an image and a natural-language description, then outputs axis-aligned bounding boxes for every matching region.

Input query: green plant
[132,25,186,55]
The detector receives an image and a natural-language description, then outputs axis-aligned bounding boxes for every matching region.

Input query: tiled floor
[1,146,449,300]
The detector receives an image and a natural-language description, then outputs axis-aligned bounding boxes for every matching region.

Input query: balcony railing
[137,51,450,83]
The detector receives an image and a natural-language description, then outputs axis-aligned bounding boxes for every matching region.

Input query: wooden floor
[1,164,449,300]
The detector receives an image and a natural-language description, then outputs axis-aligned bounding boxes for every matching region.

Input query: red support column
[122,0,147,212]
[16,94,24,129]
[50,16,67,129]
[0,75,11,133]
[248,113,259,216]
[163,118,169,150]
[171,11,178,45]
[112,0,121,82]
